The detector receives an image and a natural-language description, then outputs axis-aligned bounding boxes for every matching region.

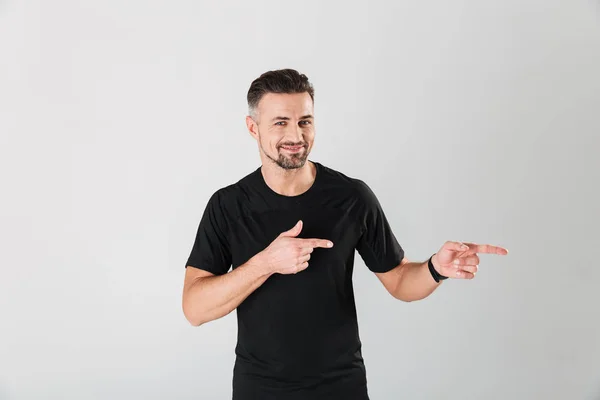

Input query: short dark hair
[247,69,314,118]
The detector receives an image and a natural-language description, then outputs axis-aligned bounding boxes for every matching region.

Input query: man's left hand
[432,241,509,279]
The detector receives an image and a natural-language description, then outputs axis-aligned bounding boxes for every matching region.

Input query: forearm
[183,255,272,326]
[394,259,441,302]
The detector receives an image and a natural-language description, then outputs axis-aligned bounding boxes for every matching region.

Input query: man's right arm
[182,253,272,326]
[182,219,332,326]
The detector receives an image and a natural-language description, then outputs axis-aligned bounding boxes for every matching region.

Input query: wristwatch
[428,253,448,282]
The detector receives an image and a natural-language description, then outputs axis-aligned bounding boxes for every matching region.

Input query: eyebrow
[271,115,314,122]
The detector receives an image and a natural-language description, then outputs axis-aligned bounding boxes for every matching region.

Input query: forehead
[257,92,313,117]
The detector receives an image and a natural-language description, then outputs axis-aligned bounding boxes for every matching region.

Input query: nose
[286,123,304,144]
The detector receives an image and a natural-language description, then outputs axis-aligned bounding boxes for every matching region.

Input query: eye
[275,121,286,126]
[299,120,312,126]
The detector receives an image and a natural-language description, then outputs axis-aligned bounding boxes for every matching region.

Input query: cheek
[270,136,283,150]
[260,130,280,148]
[306,131,315,144]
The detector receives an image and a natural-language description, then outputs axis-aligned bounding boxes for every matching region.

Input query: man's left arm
[376,241,509,302]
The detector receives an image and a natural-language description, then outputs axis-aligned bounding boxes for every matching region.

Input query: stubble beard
[260,135,309,170]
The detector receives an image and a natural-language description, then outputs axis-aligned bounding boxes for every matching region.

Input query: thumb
[443,241,470,252]
[279,220,303,237]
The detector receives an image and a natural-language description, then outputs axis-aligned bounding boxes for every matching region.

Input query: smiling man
[182,68,508,400]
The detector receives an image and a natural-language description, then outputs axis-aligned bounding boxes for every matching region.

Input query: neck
[260,160,316,196]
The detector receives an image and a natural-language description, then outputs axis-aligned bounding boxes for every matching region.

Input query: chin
[277,154,308,170]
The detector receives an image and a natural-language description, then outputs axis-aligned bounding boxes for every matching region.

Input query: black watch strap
[428,254,448,282]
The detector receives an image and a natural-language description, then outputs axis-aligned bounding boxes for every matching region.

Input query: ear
[246,115,259,140]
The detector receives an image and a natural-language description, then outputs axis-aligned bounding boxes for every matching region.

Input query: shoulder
[316,161,376,202]
[211,165,259,198]
[205,165,266,222]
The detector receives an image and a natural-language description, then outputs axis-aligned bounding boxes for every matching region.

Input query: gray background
[1,0,599,399]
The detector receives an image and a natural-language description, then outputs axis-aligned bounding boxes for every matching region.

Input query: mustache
[278,143,307,148]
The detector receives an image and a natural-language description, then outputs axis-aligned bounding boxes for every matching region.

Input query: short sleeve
[185,190,232,275]
[355,180,405,273]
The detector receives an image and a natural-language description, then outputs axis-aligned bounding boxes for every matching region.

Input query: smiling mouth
[280,145,305,152]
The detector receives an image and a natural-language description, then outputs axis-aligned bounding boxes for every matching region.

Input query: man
[182,69,508,399]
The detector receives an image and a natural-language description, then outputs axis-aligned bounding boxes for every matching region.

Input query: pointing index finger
[304,238,334,248]
[464,243,508,255]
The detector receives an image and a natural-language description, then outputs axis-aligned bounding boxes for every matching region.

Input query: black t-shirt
[185,161,404,400]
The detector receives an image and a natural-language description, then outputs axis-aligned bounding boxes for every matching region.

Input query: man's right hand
[257,220,334,275]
